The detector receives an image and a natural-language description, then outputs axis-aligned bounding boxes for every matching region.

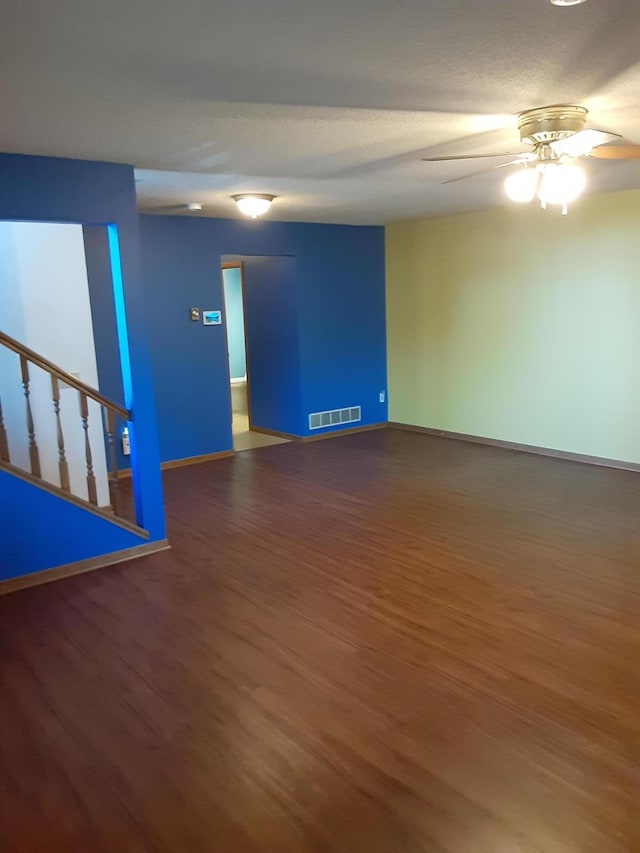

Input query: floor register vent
[309,406,361,430]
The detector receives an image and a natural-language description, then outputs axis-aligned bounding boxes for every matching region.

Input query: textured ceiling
[2,0,640,224]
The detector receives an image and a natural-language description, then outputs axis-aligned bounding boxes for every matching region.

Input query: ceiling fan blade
[442,158,532,185]
[422,152,528,162]
[590,144,640,160]
[551,128,622,157]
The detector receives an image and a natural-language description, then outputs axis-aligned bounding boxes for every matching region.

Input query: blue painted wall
[0,470,147,579]
[243,256,302,435]
[222,267,246,380]
[139,215,386,460]
[295,224,388,431]
[0,154,166,581]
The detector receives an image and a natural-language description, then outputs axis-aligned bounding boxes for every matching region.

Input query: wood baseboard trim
[0,539,171,596]
[300,422,387,443]
[249,426,299,441]
[161,450,236,470]
[387,422,640,473]
[251,423,386,443]
[118,449,236,479]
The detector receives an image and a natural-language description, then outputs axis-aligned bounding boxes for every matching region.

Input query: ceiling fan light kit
[231,193,276,219]
[509,106,590,214]
[426,102,640,217]
[506,161,586,214]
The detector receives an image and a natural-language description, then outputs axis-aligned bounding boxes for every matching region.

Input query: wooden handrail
[0,331,129,420]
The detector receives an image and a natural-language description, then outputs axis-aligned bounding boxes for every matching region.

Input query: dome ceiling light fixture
[231,193,276,219]
[550,0,589,6]
[186,203,203,212]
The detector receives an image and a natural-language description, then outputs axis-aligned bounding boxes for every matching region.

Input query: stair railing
[0,330,130,521]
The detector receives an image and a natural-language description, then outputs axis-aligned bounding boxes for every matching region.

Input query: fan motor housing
[518,104,588,146]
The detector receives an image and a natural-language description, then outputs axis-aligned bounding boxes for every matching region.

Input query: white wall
[0,221,109,505]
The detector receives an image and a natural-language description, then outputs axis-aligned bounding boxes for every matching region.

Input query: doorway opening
[221,261,291,452]
[0,219,141,527]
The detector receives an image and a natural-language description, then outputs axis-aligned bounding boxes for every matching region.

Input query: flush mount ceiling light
[550,0,589,5]
[186,203,203,212]
[231,193,276,219]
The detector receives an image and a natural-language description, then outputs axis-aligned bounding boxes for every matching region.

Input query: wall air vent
[309,406,361,431]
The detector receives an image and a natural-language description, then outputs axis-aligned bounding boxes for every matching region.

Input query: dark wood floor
[1,429,639,852]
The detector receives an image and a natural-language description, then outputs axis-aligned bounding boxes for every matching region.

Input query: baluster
[104,408,121,516]
[51,375,70,491]
[79,391,98,505]
[0,395,9,462]
[20,356,41,477]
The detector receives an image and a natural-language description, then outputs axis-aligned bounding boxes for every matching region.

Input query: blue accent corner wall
[0,470,147,580]
[139,215,387,461]
[0,153,166,583]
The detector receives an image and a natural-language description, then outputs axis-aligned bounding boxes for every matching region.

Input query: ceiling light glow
[504,169,539,203]
[551,129,602,157]
[232,193,276,218]
[504,162,586,214]
[537,162,586,209]
[550,0,589,5]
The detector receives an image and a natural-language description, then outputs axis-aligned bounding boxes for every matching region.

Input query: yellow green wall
[386,189,640,463]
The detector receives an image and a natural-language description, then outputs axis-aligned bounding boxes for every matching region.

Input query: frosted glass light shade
[232,194,275,218]
[504,162,586,212]
[537,163,586,206]
[504,169,539,203]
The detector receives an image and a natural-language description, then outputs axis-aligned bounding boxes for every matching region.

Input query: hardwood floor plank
[1,429,639,851]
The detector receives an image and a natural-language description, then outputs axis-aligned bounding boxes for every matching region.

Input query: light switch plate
[203,310,222,325]
[190,307,200,321]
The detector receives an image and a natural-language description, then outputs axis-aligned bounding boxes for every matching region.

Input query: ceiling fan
[423,104,640,214]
